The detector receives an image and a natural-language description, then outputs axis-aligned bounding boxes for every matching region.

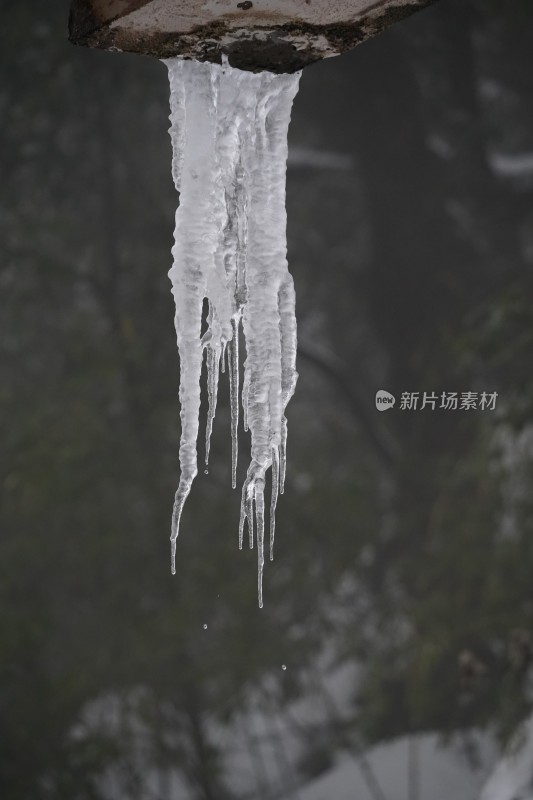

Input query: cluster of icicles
[165,57,301,607]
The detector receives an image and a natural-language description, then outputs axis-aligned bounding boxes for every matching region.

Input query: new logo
[375,390,396,411]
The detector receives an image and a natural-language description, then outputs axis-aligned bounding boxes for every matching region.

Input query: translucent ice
[166,58,300,607]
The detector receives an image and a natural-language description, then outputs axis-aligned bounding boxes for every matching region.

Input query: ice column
[166,58,300,607]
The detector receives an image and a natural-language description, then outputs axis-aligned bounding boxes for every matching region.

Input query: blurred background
[2,1,533,798]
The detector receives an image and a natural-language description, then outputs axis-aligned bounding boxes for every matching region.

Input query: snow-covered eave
[69,0,439,73]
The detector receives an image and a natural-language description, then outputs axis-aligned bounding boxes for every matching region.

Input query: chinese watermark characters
[399,391,498,411]
[375,390,498,411]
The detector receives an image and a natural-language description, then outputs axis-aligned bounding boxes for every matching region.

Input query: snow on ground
[288,146,354,171]
[489,151,533,180]
[289,733,495,800]
[479,714,533,800]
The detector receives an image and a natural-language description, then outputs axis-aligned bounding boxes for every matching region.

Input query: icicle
[238,490,246,551]
[255,477,265,609]
[168,62,216,575]
[270,445,280,560]
[165,57,300,604]
[238,466,258,551]
[204,344,220,466]
[279,416,288,496]
[246,476,255,550]
[242,371,249,434]
[229,314,240,489]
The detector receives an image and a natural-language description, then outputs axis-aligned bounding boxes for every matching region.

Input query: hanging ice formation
[166,58,301,607]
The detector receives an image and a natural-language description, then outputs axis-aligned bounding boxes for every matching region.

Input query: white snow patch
[165,58,300,606]
[479,715,533,800]
[489,151,533,180]
[288,146,354,171]
[290,733,494,800]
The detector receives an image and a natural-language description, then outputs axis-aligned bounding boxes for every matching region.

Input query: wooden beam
[69,0,438,72]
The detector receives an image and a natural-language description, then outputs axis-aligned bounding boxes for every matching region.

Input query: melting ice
[166,58,301,607]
